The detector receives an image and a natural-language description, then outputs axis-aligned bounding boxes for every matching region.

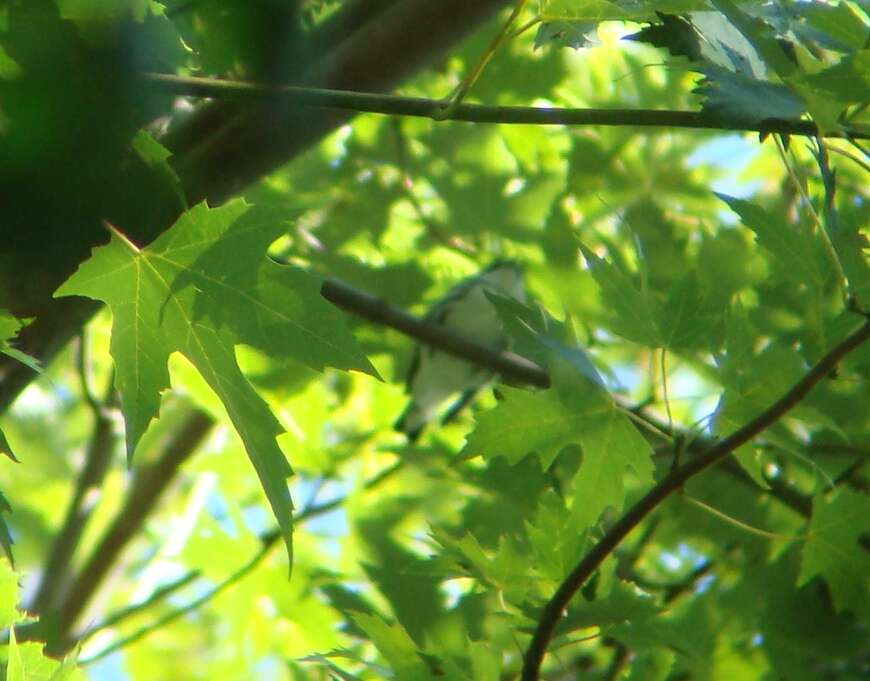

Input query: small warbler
[395,260,526,441]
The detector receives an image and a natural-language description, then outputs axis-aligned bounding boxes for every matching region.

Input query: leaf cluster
[0,2,868,681]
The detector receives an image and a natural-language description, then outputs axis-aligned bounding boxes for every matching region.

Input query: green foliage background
[0,1,868,680]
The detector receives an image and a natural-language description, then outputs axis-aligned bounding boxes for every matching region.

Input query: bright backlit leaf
[55,200,377,567]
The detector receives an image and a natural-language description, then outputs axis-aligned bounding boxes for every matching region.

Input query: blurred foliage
[1,1,868,680]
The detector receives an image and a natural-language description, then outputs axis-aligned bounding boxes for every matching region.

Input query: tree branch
[0,0,510,415]
[636,405,815,518]
[322,275,847,524]
[28,355,117,614]
[521,320,870,681]
[143,73,868,140]
[46,407,214,655]
[320,278,550,389]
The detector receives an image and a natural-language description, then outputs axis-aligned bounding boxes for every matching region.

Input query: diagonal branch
[45,406,214,655]
[28,344,117,613]
[320,278,550,388]
[521,319,870,681]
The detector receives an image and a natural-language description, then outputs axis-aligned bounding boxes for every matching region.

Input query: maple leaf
[55,200,377,567]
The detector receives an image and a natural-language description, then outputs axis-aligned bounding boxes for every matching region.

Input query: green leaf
[717,194,831,290]
[802,2,870,51]
[525,490,588,582]
[0,427,18,463]
[486,292,605,388]
[754,548,866,681]
[0,490,13,566]
[56,0,156,22]
[359,523,443,645]
[695,69,805,126]
[559,578,662,632]
[8,625,24,681]
[351,613,440,679]
[716,316,806,483]
[464,377,652,530]
[580,247,715,351]
[55,200,377,567]
[580,245,661,347]
[630,11,767,77]
[804,50,870,103]
[534,20,596,50]
[799,489,870,614]
[567,393,654,529]
[709,0,798,79]
[132,129,187,210]
[626,649,676,681]
[463,385,585,469]
[433,529,527,596]
[0,556,20,628]
[659,271,709,351]
[468,640,500,681]
[4,626,85,681]
[0,310,40,375]
[833,206,870,307]
[541,0,708,23]
[0,43,22,79]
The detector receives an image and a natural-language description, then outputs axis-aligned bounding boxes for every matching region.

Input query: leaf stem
[825,142,870,174]
[682,494,807,541]
[435,0,529,118]
[521,320,870,681]
[659,349,673,433]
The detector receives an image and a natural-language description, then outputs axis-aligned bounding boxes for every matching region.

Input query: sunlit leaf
[55,200,377,566]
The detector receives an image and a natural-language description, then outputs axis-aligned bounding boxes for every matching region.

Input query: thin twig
[602,641,630,681]
[659,349,673,433]
[79,459,406,662]
[79,535,271,664]
[521,320,870,681]
[825,142,870,174]
[75,330,101,416]
[435,0,529,117]
[774,135,849,302]
[682,494,807,541]
[833,456,868,490]
[141,73,869,139]
[81,571,201,637]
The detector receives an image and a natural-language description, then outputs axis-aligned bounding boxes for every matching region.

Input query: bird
[395,260,526,441]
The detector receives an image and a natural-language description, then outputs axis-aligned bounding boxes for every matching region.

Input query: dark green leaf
[799,489,870,614]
